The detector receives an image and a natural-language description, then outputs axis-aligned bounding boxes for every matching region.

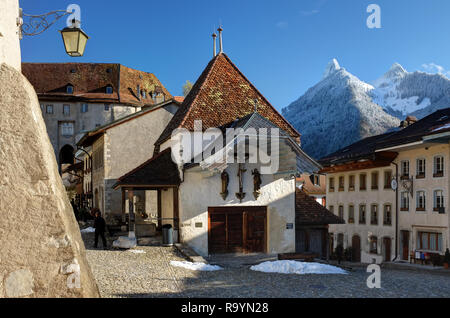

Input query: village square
[0,0,450,300]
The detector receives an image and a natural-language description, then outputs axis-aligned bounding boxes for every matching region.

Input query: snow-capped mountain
[371,64,450,119]
[282,59,400,160]
[282,59,450,160]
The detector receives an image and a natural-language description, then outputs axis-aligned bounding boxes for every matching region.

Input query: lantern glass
[60,27,89,57]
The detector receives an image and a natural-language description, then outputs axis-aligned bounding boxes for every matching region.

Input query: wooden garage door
[208,207,267,254]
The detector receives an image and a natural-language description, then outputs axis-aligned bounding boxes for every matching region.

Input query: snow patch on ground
[80,227,96,233]
[170,261,223,271]
[250,261,347,275]
[128,249,146,254]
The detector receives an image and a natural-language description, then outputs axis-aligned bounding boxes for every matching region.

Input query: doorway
[352,235,361,262]
[401,231,409,261]
[383,237,391,262]
[208,206,267,254]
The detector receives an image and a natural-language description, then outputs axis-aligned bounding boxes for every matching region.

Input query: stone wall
[0,63,99,297]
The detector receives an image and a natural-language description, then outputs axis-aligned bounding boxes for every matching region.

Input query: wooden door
[243,210,266,253]
[296,230,307,253]
[401,231,409,260]
[308,230,323,256]
[352,235,361,262]
[384,237,391,262]
[208,207,266,254]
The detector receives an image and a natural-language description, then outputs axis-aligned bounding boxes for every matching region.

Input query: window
[81,103,89,113]
[370,236,378,254]
[401,160,410,178]
[371,205,378,225]
[46,104,54,114]
[329,178,335,192]
[63,104,70,116]
[360,174,366,191]
[371,172,378,190]
[348,205,355,224]
[383,205,392,226]
[359,205,366,224]
[384,170,392,189]
[417,232,443,251]
[416,191,426,211]
[338,176,345,192]
[310,174,320,186]
[66,85,74,94]
[106,85,113,94]
[141,90,146,99]
[433,190,444,212]
[337,233,344,247]
[434,156,444,177]
[349,175,355,191]
[61,122,74,137]
[338,205,344,220]
[104,104,110,111]
[416,158,426,178]
[401,192,409,211]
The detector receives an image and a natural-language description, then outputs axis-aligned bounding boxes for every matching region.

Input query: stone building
[320,110,450,264]
[76,98,181,223]
[21,63,172,169]
[112,49,332,257]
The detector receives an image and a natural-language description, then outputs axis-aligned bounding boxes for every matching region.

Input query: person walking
[93,209,107,249]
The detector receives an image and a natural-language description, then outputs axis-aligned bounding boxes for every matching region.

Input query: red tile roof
[154,53,300,150]
[173,96,185,103]
[295,189,344,225]
[21,63,172,107]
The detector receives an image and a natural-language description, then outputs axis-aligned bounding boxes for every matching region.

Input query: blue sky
[20,0,450,111]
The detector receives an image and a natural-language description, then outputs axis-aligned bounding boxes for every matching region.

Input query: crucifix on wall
[235,163,247,202]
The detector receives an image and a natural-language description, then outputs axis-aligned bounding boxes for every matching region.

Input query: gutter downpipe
[392,162,399,262]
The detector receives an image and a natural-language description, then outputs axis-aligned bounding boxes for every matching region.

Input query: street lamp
[60,20,89,57]
[20,5,89,57]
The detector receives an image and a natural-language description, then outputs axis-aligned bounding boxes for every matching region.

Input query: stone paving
[82,232,450,298]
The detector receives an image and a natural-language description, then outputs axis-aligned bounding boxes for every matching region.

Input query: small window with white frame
[416,158,426,178]
[63,104,70,116]
[46,104,54,114]
[81,103,89,113]
[416,190,426,211]
[433,156,444,177]
[61,122,74,137]
[433,190,444,212]
[401,191,409,211]
[401,160,410,178]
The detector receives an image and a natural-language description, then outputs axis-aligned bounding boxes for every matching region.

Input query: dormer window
[141,90,146,99]
[106,85,113,94]
[66,85,74,94]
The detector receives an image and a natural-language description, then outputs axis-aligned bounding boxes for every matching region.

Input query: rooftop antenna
[217,26,223,53]
[212,30,217,57]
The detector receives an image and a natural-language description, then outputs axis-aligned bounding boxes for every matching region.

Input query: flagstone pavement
[82,232,450,298]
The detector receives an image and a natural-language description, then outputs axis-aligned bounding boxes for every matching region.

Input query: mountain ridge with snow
[282,59,450,160]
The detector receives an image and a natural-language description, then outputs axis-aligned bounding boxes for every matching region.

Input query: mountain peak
[385,62,407,78]
[323,59,341,78]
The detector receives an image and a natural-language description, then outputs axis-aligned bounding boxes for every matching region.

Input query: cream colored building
[321,111,450,263]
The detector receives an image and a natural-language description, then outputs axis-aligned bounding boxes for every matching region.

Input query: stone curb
[174,243,207,264]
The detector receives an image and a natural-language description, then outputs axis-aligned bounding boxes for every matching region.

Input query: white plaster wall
[161,188,174,227]
[327,167,396,263]
[395,144,450,255]
[179,163,296,256]
[0,0,21,70]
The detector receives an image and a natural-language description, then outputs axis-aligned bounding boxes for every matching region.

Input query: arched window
[66,84,74,94]
[106,85,113,94]
[433,156,444,177]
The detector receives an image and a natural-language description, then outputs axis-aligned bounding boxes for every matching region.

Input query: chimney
[212,32,217,57]
[217,26,223,53]
[399,116,418,128]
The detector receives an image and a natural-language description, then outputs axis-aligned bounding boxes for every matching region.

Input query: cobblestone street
[82,233,450,298]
